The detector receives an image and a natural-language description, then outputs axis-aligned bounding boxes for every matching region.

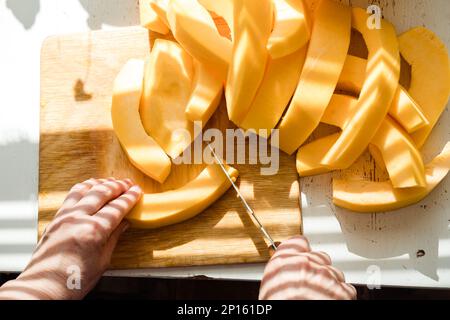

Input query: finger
[341,282,357,300]
[305,251,332,266]
[94,185,143,233]
[72,179,132,215]
[272,236,311,259]
[327,265,346,282]
[103,220,130,261]
[331,283,356,300]
[56,178,106,216]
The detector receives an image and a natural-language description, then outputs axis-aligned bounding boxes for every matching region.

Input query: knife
[208,144,278,251]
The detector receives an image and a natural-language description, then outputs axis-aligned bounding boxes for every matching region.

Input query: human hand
[0,178,142,300]
[259,236,356,300]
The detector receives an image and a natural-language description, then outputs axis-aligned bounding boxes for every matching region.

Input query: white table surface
[1,0,449,288]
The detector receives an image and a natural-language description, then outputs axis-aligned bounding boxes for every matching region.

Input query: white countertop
[1,0,449,288]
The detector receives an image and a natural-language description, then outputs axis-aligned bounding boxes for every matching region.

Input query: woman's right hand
[259,236,357,300]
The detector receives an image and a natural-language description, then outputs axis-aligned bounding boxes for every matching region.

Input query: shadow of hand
[6,0,40,30]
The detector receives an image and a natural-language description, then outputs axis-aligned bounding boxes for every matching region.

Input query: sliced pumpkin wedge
[320,94,426,188]
[370,117,426,188]
[337,55,429,133]
[150,0,170,28]
[399,27,450,148]
[337,54,366,95]
[267,0,311,59]
[225,0,273,124]
[321,8,400,169]
[388,86,429,134]
[167,0,232,81]
[296,133,341,177]
[111,59,171,184]
[239,47,307,138]
[139,0,169,34]
[321,94,359,128]
[303,0,320,22]
[140,39,195,160]
[198,0,234,38]
[127,163,239,228]
[277,0,351,155]
[185,60,223,125]
[333,142,450,213]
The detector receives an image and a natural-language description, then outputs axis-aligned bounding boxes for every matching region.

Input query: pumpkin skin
[127,164,239,228]
[111,59,171,184]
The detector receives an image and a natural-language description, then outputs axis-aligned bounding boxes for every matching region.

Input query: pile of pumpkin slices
[112,0,450,228]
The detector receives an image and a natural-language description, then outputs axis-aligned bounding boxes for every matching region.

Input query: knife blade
[207,144,278,251]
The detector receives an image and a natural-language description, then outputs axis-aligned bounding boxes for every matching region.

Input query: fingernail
[131,185,143,195]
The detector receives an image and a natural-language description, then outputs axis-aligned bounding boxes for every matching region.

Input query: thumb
[104,220,130,258]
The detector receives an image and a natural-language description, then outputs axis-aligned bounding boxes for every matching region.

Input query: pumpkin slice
[399,27,450,148]
[337,54,366,95]
[321,8,400,169]
[296,133,341,177]
[320,94,426,188]
[111,59,171,184]
[139,0,169,34]
[225,0,273,124]
[150,0,170,28]
[185,60,223,125]
[239,47,307,138]
[389,86,429,134]
[321,94,359,128]
[277,0,351,155]
[140,39,195,160]
[333,142,450,213]
[167,0,232,81]
[303,0,320,17]
[370,117,426,188]
[198,0,234,38]
[337,55,429,133]
[127,163,239,228]
[267,0,311,59]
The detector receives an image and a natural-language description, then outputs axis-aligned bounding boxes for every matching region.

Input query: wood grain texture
[39,26,301,269]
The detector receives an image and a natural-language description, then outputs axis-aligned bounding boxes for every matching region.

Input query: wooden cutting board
[39,26,301,269]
